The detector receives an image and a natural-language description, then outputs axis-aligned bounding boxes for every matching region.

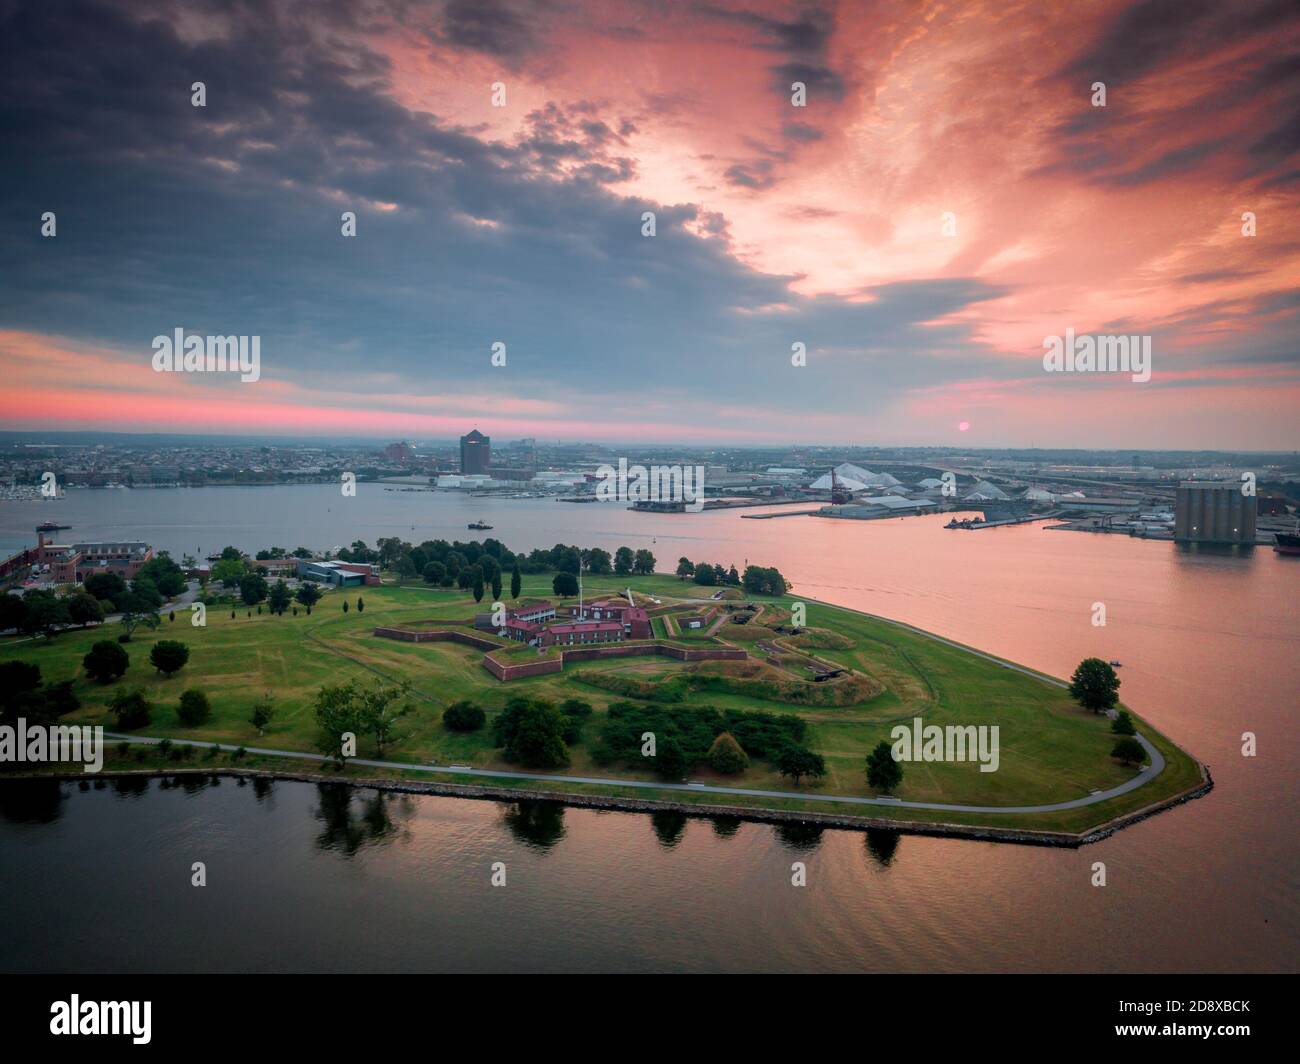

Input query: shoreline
[1,589,1214,844]
[0,762,1214,848]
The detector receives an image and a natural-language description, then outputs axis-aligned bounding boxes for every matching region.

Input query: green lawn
[0,573,1205,833]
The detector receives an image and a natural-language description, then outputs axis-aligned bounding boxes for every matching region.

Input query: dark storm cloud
[1039,0,1300,190]
[0,0,1005,417]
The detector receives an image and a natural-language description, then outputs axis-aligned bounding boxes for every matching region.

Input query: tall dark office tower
[460,429,490,475]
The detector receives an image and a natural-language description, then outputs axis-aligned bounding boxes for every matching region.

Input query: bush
[83,640,129,683]
[443,701,486,732]
[706,732,750,775]
[149,640,190,677]
[110,688,152,730]
[866,740,903,792]
[1111,737,1146,766]
[177,689,211,726]
[492,698,569,769]
[559,698,593,743]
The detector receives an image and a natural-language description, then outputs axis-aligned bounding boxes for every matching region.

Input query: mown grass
[0,573,1204,830]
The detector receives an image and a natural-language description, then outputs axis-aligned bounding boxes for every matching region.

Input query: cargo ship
[468,520,493,530]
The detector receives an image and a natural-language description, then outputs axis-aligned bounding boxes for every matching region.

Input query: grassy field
[0,572,1205,832]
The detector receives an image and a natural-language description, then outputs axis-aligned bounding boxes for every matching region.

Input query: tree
[211,557,246,588]
[342,599,350,613]
[65,591,105,627]
[707,732,749,775]
[776,745,826,786]
[490,571,502,601]
[558,699,593,744]
[613,546,634,574]
[443,701,486,732]
[295,582,322,610]
[472,569,485,603]
[250,693,275,736]
[1069,658,1121,713]
[136,553,187,597]
[632,549,656,575]
[552,572,579,598]
[117,590,160,641]
[510,560,522,600]
[493,699,569,769]
[1111,710,1136,736]
[866,740,903,792]
[675,557,695,580]
[356,681,411,756]
[129,577,164,610]
[654,737,688,780]
[356,597,364,613]
[177,689,211,726]
[585,547,612,574]
[423,560,447,586]
[83,572,127,605]
[742,565,787,595]
[109,687,152,730]
[83,640,129,683]
[1111,737,1146,766]
[313,682,364,768]
[0,593,26,633]
[267,579,292,615]
[20,592,70,638]
[693,563,717,586]
[239,571,268,606]
[149,640,190,677]
[393,555,417,586]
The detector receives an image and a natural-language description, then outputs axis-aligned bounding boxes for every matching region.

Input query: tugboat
[1274,524,1300,555]
[468,520,493,531]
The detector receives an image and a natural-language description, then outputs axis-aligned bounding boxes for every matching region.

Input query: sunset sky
[1,0,1297,448]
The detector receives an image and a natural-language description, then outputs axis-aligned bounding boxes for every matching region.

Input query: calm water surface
[1,485,1296,972]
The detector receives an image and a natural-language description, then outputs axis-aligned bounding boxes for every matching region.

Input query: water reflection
[773,822,825,852]
[312,784,411,856]
[500,800,566,850]
[865,829,900,867]
[252,777,274,803]
[650,810,687,848]
[0,778,64,823]
[112,777,150,799]
[710,816,742,839]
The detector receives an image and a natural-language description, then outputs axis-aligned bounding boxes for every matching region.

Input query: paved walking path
[106,725,1162,816]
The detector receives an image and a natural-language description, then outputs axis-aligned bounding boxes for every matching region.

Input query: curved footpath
[106,725,1164,816]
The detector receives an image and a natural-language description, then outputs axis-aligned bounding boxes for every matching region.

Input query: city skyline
[2,0,1298,449]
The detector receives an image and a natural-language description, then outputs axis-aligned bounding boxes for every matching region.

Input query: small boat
[1109,660,1123,667]
[468,520,493,530]
[1274,531,1300,556]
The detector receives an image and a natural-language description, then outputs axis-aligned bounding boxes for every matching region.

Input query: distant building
[295,559,381,586]
[816,497,938,519]
[384,441,413,463]
[1174,481,1257,544]
[460,429,491,475]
